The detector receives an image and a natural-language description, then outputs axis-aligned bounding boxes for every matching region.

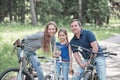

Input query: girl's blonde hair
[42,21,58,52]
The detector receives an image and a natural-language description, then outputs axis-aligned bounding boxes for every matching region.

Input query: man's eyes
[71,25,78,27]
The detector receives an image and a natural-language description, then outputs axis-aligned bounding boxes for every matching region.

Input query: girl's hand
[55,53,61,57]
[52,53,60,58]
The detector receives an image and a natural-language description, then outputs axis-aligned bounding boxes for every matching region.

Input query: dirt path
[99,35,120,80]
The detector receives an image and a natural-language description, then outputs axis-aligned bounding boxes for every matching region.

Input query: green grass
[83,25,120,40]
[0,19,120,73]
[0,23,42,73]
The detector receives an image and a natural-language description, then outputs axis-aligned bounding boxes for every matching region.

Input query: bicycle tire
[0,68,33,80]
[93,73,98,80]
[44,74,51,80]
[83,72,92,80]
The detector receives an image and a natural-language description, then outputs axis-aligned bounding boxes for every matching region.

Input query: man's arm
[90,41,98,57]
[73,52,86,69]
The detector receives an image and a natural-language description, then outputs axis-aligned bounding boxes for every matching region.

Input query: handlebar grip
[109,53,117,56]
[38,56,46,59]
[13,39,20,46]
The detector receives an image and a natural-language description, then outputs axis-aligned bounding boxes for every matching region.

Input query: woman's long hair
[42,21,57,52]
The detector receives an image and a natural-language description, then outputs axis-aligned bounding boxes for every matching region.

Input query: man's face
[70,21,81,34]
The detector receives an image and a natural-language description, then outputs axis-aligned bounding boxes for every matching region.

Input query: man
[70,19,106,80]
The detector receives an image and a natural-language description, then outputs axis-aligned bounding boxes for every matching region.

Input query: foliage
[82,0,109,25]
[0,23,40,73]
[1,0,119,26]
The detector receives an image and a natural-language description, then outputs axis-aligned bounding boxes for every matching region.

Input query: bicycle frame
[14,39,34,80]
[44,57,64,80]
[82,58,97,80]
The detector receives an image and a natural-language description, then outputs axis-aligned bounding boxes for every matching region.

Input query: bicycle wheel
[44,74,51,80]
[0,68,33,80]
[83,72,92,80]
[93,73,98,80]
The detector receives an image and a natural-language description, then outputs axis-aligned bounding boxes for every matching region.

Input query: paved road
[42,35,120,80]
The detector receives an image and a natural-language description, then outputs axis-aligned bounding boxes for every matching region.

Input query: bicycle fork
[17,62,24,80]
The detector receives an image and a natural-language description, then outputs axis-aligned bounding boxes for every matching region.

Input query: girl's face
[48,24,56,36]
[58,31,67,42]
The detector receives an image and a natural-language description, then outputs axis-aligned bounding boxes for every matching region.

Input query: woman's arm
[51,36,56,52]
[24,32,43,40]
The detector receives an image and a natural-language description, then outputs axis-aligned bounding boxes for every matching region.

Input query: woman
[19,21,58,80]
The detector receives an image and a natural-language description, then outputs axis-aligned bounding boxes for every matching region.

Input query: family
[20,19,106,80]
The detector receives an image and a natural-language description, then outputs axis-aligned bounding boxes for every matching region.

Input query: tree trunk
[78,0,82,22]
[20,0,25,23]
[29,0,37,26]
[94,13,103,26]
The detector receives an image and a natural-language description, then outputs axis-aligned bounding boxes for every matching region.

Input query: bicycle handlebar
[38,56,46,59]
[71,44,117,56]
[13,39,25,50]
[72,44,91,52]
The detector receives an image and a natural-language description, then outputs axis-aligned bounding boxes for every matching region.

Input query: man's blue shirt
[70,30,103,59]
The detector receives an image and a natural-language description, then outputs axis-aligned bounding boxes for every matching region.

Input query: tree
[78,0,82,22]
[29,0,37,26]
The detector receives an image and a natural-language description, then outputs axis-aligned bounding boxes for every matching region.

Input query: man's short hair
[70,19,82,27]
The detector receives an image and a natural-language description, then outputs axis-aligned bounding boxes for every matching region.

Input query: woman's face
[48,24,56,36]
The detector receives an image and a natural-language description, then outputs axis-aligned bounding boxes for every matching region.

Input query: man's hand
[69,69,74,75]
[81,63,88,69]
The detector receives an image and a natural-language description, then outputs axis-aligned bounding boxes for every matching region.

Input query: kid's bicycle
[44,57,64,80]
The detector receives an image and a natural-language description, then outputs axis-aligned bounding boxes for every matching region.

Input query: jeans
[18,49,44,80]
[72,56,106,80]
[56,61,70,80]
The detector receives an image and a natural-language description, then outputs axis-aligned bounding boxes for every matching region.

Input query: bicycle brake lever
[78,47,83,52]
[108,55,113,58]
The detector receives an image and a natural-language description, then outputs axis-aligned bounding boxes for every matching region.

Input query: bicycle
[0,39,45,80]
[44,56,64,80]
[71,44,117,80]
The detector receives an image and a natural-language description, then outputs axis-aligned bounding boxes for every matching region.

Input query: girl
[53,28,73,80]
